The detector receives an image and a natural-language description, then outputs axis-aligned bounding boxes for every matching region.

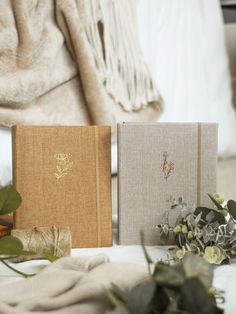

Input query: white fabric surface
[0,216,234,312]
[137,0,236,157]
[0,246,235,313]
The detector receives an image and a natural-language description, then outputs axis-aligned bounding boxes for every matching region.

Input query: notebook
[12,125,112,248]
[118,122,218,245]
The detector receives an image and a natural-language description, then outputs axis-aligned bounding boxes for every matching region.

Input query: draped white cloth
[137,0,236,157]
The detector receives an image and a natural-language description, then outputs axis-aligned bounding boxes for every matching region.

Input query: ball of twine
[11,226,71,262]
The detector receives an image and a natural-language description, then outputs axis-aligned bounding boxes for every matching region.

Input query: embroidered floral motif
[161,152,174,180]
[53,153,73,181]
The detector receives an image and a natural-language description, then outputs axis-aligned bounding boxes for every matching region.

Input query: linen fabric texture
[12,125,112,248]
[118,122,218,245]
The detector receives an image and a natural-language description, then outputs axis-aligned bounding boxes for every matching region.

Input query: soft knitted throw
[0,0,162,130]
[0,254,148,313]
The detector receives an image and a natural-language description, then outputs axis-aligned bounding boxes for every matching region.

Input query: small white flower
[176,247,186,260]
[173,225,182,233]
[213,193,224,205]
[203,246,225,264]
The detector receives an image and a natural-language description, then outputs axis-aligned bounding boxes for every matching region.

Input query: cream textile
[0,254,148,314]
[0,0,162,128]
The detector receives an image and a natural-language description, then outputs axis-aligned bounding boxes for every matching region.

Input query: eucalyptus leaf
[226,220,235,232]
[151,285,170,313]
[208,194,224,211]
[107,289,126,309]
[194,207,226,225]
[0,236,23,255]
[182,253,213,289]
[105,254,222,314]
[21,250,36,256]
[140,231,154,265]
[227,200,236,220]
[176,233,186,248]
[195,212,203,224]
[153,263,184,288]
[109,284,127,304]
[0,185,22,215]
[127,281,156,314]
[42,249,59,262]
[179,277,222,314]
[205,211,215,223]
[106,308,129,314]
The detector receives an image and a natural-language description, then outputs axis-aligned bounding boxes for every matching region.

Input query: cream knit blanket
[0,254,148,313]
[0,0,162,129]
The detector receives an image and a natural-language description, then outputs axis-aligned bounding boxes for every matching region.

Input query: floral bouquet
[158,194,236,264]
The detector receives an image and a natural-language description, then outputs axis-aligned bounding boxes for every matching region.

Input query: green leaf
[21,250,36,256]
[153,263,184,288]
[105,308,129,314]
[109,284,127,304]
[107,289,126,309]
[127,281,156,314]
[0,236,24,255]
[194,207,226,225]
[208,194,223,211]
[140,230,154,265]
[182,253,213,288]
[140,231,154,276]
[227,200,236,220]
[42,249,59,262]
[179,277,221,314]
[0,185,22,215]
[150,286,170,313]
[175,233,187,248]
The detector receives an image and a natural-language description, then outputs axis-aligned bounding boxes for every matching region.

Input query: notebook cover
[12,125,112,248]
[118,122,218,245]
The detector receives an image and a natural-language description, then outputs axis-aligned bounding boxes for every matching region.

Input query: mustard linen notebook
[12,125,112,248]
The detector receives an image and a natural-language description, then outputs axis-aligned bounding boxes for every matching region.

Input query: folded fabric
[0,0,162,131]
[0,254,148,314]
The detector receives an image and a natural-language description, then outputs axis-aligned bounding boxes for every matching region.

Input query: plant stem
[2,255,18,260]
[0,258,35,278]
[196,238,205,251]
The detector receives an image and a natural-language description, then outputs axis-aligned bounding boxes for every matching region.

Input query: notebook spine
[11,125,18,228]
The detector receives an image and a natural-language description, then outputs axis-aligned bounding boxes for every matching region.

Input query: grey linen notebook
[118,122,218,245]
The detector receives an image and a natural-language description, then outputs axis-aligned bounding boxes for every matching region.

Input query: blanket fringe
[82,0,161,112]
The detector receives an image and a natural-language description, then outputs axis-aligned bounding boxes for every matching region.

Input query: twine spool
[11,226,71,262]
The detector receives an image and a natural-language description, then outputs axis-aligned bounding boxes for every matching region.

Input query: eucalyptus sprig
[0,185,36,277]
[158,194,236,264]
[106,253,223,314]
[0,185,58,278]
